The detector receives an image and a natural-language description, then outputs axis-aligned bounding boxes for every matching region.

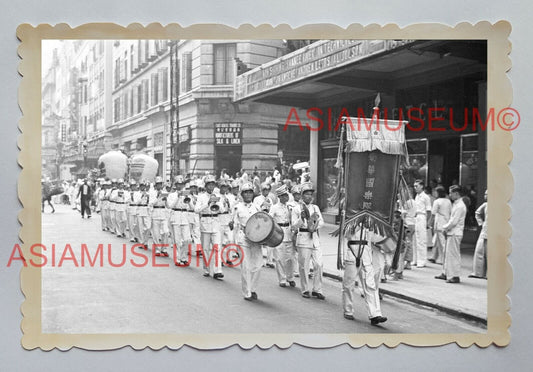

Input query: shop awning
[234,40,486,108]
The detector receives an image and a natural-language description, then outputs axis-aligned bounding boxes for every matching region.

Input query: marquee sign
[234,39,415,102]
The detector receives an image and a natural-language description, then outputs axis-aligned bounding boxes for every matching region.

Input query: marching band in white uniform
[92,172,388,326]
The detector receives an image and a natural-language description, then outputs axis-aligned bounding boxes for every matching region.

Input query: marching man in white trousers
[269,184,297,288]
[231,182,262,300]
[195,175,223,279]
[291,182,325,300]
[342,221,388,326]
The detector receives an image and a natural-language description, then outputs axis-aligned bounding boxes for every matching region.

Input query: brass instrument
[180,190,192,204]
[261,197,272,212]
[208,195,220,213]
[301,201,320,233]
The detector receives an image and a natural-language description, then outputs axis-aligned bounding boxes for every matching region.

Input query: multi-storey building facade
[110,39,302,181]
[43,40,114,180]
[109,40,171,178]
[44,39,307,182]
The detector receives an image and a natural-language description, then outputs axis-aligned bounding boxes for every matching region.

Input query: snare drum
[245,211,283,247]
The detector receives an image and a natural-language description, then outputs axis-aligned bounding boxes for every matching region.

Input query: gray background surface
[1,1,531,370]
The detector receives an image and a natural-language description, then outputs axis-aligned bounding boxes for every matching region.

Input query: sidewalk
[320,223,488,325]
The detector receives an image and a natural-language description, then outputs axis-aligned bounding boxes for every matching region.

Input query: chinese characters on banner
[346,151,400,226]
[362,152,378,210]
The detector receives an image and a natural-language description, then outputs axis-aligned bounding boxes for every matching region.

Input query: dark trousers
[81,196,92,217]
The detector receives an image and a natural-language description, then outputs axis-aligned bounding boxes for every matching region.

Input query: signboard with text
[234,39,415,101]
[214,122,242,146]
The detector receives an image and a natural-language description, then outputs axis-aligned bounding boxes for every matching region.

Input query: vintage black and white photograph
[37,36,493,338]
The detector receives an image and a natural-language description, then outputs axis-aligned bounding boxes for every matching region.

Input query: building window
[151,73,159,106]
[130,45,135,74]
[213,43,236,85]
[122,51,128,82]
[159,67,168,102]
[144,40,150,63]
[114,58,120,88]
[129,87,134,117]
[137,137,147,151]
[113,98,120,123]
[137,40,143,67]
[182,52,192,92]
[142,79,149,111]
[136,84,142,114]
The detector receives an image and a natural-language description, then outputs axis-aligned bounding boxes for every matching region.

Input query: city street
[41,204,485,334]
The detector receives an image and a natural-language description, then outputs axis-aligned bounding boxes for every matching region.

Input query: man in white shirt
[341,222,388,325]
[428,186,452,264]
[470,190,488,279]
[195,175,224,279]
[435,185,467,283]
[150,176,170,256]
[168,175,192,266]
[231,182,262,300]
[136,181,151,249]
[110,179,128,238]
[254,183,275,268]
[108,179,118,234]
[269,185,297,288]
[127,180,139,242]
[413,179,432,267]
[218,180,233,254]
[291,182,325,300]
[98,181,110,231]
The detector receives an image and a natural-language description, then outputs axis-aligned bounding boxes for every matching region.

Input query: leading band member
[341,220,388,326]
[230,182,262,301]
[291,182,325,300]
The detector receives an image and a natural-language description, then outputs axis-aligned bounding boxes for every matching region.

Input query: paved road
[41,205,485,334]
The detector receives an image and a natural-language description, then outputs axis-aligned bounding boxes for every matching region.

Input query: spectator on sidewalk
[424,185,435,250]
[435,185,467,283]
[428,186,452,264]
[413,180,432,268]
[402,188,416,270]
[470,190,488,279]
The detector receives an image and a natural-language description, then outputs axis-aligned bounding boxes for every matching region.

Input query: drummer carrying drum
[291,182,326,300]
[269,184,297,288]
[230,182,263,301]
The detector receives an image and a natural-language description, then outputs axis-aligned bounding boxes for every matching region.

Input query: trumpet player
[136,180,151,249]
[194,175,224,279]
[168,175,192,266]
[111,179,128,238]
[218,180,233,261]
[127,180,140,243]
[187,180,201,255]
[150,176,170,257]
[98,180,111,232]
[108,179,118,234]
[254,182,275,268]
[291,182,325,300]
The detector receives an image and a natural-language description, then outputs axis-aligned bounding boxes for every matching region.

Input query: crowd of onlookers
[382,179,488,286]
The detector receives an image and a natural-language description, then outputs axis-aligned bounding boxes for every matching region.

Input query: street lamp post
[169,40,180,181]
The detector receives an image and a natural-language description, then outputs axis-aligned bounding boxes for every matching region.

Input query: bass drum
[245,211,283,247]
